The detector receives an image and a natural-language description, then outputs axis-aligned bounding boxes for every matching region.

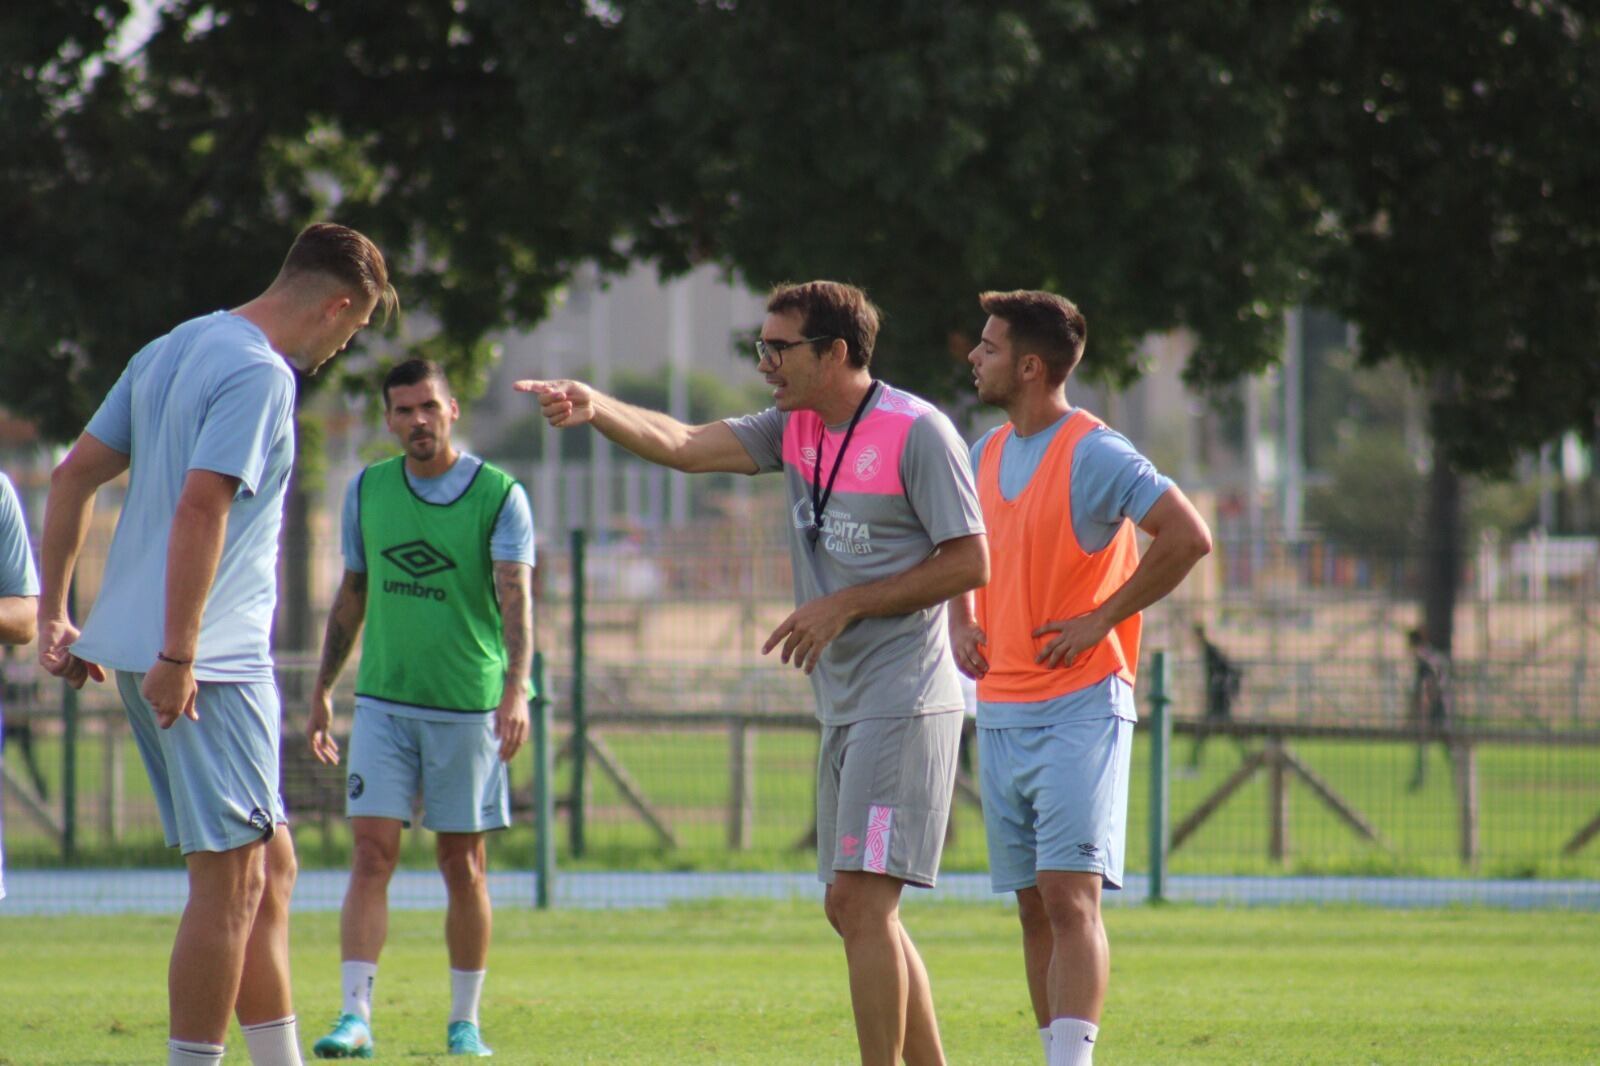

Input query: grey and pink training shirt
[725,383,986,727]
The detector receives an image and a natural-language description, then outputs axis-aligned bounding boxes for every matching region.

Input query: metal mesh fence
[5,525,1599,912]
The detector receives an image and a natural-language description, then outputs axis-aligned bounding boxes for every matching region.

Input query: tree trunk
[1421,372,1464,655]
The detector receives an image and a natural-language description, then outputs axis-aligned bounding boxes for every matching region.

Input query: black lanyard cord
[808,380,880,552]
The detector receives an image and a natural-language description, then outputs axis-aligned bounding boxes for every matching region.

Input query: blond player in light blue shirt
[38,224,395,1066]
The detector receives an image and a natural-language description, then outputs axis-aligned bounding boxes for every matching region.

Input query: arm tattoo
[316,571,367,690]
[495,562,533,689]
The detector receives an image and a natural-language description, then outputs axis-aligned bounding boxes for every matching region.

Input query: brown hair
[280,222,399,322]
[381,358,450,409]
[978,290,1086,385]
[766,281,881,370]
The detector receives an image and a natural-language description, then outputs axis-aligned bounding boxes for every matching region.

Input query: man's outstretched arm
[515,378,758,475]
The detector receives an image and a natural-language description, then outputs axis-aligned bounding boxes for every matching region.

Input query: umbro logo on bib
[381,539,457,579]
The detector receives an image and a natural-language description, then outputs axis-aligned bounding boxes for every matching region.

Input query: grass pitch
[0,902,1596,1064]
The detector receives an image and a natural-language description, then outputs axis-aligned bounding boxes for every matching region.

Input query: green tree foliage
[0,1,614,439]
[1283,1,1600,474]
[11,1,1594,475]
[496,0,1311,393]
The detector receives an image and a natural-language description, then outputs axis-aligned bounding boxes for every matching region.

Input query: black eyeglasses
[754,336,835,369]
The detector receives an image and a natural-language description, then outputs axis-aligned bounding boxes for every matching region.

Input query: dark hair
[280,222,398,322]
[382,358,450,408]
[766,281,881,369]
[978,290,1087,385]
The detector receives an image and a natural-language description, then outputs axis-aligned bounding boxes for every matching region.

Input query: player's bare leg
[826,871,946,1066]
[171,841,268,1043]
[1015,886,1055,1027]
[898,921,948,1066]
[438,832,493,1054]
[437,832,491,970]
[235,828,299,1023]
[341,817,403,964]
[1038,871,1108,1021]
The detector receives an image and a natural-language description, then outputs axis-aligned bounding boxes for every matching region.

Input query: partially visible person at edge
[516,280,988,1066]
[306,358,534,1060]
[952,290,1211,1066]
[1406,626,1453,791]
[0,471,40,905]
[38,223,395,1066]
[1189,622,1244,770]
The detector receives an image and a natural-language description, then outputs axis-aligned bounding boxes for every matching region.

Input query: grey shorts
[816,711,962,888]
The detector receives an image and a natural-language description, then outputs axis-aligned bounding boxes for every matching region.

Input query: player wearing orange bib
[951,291,1211,1066]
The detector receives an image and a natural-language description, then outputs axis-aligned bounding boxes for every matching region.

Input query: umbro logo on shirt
[381,539,457,579]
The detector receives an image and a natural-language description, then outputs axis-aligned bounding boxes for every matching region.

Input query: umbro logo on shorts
[348,773,365,800]
[1077,842,1099,857]
[248,807,272,832]
[381,539,458,579]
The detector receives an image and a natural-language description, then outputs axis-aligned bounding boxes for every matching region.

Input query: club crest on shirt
[853,446,882,481]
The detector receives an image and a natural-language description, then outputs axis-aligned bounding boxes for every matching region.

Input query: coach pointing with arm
[518,280,987,1066]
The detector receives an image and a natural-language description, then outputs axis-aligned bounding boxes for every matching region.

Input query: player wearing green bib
[307,359,534,1059]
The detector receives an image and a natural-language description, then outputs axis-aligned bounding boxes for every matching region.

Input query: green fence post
[61,580,79,863]
[532,651,555,909]
[1148,649,1171,903]
[568,528,587,858]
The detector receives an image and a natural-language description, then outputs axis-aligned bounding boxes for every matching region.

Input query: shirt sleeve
[341,472,366,573]
[0,475,39,598]
[189,360,296,498]
[1070,426,1175,553]
[901,413,987,546]
[490,483,536,567]
[721,407,785,474]
[968,428,997,482]
[83,363,138,456]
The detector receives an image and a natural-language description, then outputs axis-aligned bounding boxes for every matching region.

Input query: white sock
[1048,1017,1098,1066]
[449,968,487,1026]
[168,1038,225,1065]
[1039,1026,1053,1062]
[241,1016,302,1066]
[342,960,378,1023]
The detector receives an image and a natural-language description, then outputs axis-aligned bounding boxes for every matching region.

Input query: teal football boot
[446,1020,493,1056]
[313,1013,374,1059]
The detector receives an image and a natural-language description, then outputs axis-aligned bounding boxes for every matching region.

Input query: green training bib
[355,456,529,713]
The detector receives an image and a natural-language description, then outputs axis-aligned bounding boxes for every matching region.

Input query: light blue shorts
[345,705,509,833]
[979,716,1134,893]
[116,672,286,855]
